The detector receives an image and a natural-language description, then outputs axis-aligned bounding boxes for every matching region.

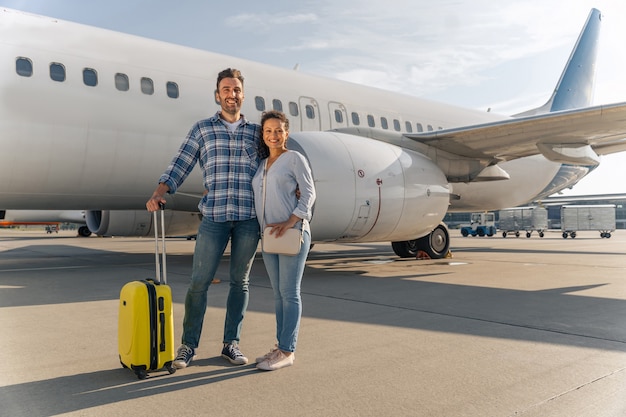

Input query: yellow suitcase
[118,208,175,379]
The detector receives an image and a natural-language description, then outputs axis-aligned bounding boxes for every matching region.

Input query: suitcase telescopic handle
[153,203,167,285]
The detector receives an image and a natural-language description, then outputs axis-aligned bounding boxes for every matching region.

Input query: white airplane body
[1,8,625,257]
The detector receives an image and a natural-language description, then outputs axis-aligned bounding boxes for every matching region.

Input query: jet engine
[85,209,201,237]
[288,131,450,256]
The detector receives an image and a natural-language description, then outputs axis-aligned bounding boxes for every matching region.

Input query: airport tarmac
[1,228,625,417]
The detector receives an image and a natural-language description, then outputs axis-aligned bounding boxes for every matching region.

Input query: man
[146,68,263,368]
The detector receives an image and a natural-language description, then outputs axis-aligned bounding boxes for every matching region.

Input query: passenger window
[166,81,179,99]
[141,77,154,95]
[16,57,33,77]
[416,123,423,132]
[255,96,266,111]
[115,73,129,91]
[305,104,315,119]
[49,63,65,82]
[381,117,388,130]
[351,112,360,126]
[83,68,98,87]
[405,121,413,133]
[393,119,401,131]
[289,102,299,117]
[367,115,375,127]
[334,109,343,124]
[272,99,283,111]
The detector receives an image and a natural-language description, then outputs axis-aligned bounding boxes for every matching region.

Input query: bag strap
[261,159,268,231]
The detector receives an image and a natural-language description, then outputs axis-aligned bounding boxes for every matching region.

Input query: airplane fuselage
[0,9,596,244]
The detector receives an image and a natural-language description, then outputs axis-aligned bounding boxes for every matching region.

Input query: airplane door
[299,97,321,131]
[328,102,348,129]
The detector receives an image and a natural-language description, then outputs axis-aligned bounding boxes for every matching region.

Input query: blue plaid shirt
[159,112,263,222]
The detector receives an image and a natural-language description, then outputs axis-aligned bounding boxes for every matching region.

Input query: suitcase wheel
[166,363,176,375]
[135,369,148,380]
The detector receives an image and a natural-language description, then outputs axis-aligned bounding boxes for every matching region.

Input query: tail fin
[514,8,601,117]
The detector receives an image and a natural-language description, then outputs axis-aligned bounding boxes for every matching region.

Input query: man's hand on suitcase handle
[146,183,169,212]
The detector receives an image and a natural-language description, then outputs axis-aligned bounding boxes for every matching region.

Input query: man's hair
[216,68,244,90]
[261,110,290,131]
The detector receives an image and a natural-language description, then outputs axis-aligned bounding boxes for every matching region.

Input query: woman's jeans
[181,217,260,348]
[261,230,311,353]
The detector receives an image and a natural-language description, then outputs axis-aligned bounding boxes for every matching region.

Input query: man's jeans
[261,230,311,353]
[181,217,260,348]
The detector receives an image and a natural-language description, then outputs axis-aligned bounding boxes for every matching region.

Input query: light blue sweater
[252,150,316,234]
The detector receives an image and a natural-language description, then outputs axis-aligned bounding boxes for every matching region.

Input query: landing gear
[78,226,92,237]
[392,223,450,259]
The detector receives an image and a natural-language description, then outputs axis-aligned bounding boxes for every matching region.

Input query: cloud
[227,12,318,31]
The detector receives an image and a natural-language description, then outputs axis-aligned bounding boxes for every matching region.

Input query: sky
[2,0,625,197]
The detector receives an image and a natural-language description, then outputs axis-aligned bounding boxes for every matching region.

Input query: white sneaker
[256,350,294,371]
[255,345,278,363]
[256,345,295,363]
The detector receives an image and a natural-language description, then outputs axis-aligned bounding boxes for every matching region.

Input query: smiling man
[146,68,264,369]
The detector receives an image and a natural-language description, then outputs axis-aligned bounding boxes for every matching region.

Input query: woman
[252,110,316,371]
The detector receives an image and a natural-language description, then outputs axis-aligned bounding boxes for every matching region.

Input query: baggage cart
[498,206,548,238]
[560,205,616,238]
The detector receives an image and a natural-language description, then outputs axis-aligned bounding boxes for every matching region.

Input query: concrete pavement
[1,228,625,416]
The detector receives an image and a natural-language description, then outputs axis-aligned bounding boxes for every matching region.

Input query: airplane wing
[405,102,626,163]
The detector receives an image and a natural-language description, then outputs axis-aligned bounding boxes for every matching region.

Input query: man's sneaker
[256,350,294,371]
[255,345,295,363]
[221,343,249,365]
[173,344,196,369]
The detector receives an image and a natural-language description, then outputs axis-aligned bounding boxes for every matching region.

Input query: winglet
[515,8,602,116]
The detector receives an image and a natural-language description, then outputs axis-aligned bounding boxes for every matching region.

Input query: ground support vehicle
[460,212,496,237]
[498,206,548,238]
[560,205,616,238]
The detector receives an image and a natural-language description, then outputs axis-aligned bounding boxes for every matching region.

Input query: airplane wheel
[562,232,568,239]
[78,226,92,237]
[502,232,507,238]
[526,232,531,238]
[416,223,450,259]
[391,240,419,258]
[391,224,450,259]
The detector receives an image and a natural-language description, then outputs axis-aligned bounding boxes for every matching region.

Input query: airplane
[1,7,625,258]
[0,210,91,236]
